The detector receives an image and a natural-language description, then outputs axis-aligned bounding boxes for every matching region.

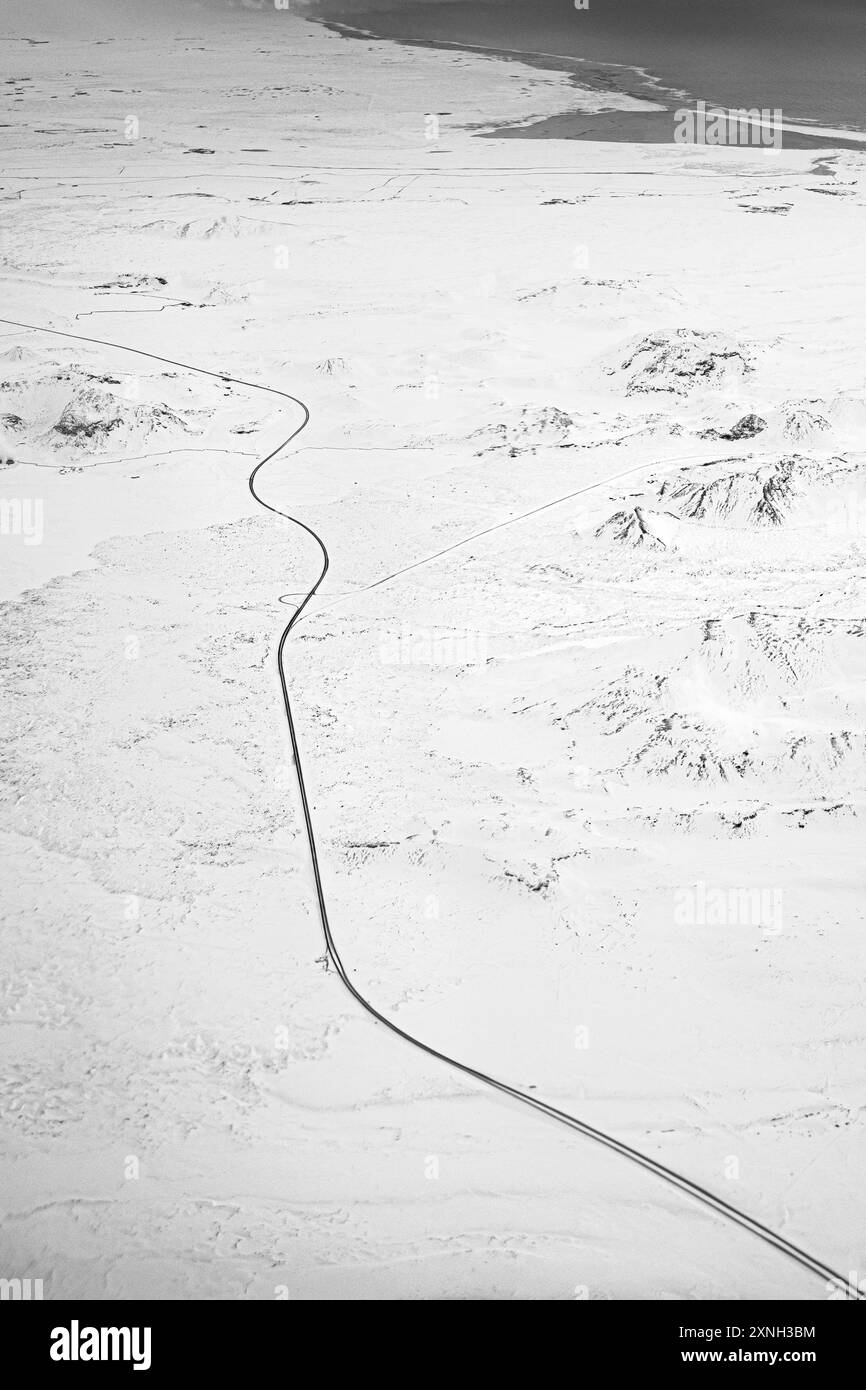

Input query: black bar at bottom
[4,1298,860,1376]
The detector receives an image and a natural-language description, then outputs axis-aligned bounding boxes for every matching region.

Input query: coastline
[315,17,687,122]
[312,10,866,149]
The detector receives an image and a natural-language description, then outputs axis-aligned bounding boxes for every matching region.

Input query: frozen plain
[0,0,864,1299]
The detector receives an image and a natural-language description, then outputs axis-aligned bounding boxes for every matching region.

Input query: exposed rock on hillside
[608,329,753,397]
[473,405,576,455]
[48,388,194,450]
[573,614,866,794]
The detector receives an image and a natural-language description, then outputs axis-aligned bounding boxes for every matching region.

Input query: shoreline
[317,17,685,113]
[313,13,866,150]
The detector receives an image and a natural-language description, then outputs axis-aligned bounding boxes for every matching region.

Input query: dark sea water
[311,0,866,142]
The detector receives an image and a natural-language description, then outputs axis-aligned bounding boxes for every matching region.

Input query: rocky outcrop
[608,329,753,397]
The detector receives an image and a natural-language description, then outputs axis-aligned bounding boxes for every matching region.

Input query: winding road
[3,312,861,1301]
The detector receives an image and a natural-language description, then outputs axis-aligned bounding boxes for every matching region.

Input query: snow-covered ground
[1,0,864,1300]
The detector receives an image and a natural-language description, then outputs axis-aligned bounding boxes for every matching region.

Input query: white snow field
[0,0,864,1300]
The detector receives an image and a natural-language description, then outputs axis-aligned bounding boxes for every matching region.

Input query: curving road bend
[3,313,861,1301]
